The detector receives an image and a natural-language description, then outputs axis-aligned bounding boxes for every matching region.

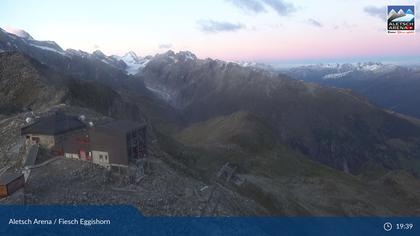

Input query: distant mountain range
[284,63,420,119]
[3,27,420,216]
[0,27,154,78]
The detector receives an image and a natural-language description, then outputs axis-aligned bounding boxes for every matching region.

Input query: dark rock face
[141,55,420,174]
[0,52,145,122]
[0,52,66,114]
[65,79,145,121]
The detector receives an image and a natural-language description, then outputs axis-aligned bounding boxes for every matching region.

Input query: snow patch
[125,58,150,75]
[4,27,34,40]
[66,49,89,58]
[120,51,151,75]
[234,61,273,70]
[299,62,397,75]
[323,71,352,79]
[121,51,139,64]
[358,63,397,73]
[360,64,381,71]
[29,43,65,55]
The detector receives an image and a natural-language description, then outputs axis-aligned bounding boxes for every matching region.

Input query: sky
[1,0,419,66]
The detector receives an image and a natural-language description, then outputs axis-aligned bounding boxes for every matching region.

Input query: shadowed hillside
[141,53,420,175]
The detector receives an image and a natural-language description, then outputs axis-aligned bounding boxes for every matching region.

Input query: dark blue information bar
[0,205,418,236]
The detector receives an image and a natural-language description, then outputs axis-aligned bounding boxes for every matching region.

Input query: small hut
[0,172,25,198]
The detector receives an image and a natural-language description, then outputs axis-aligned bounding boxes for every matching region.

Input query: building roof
[0,172,24,185]
[21,112,86,136]
[95,120,146,135]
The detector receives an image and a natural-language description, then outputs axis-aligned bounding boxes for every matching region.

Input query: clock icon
[384,222,393,232]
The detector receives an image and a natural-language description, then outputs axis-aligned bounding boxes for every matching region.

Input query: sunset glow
[1,0,419,65]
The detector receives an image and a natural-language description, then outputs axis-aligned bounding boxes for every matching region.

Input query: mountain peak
[176,51,197,60]
[92,50,106,58]
[163,50,176,57]
[4,27,34,40]
[124,51,138,58]
[119,51,150,75]
[121,51,140,64]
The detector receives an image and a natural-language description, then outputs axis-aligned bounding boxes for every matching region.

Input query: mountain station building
[21,112,87,149]
[89,120,147,168]
[21,112,147,168]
